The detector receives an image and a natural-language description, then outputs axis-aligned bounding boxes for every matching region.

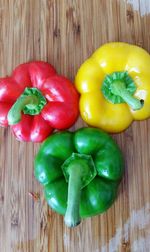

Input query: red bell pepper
[0,61,79,142]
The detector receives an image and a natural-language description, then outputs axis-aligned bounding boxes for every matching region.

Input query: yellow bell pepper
[75,42,150,132]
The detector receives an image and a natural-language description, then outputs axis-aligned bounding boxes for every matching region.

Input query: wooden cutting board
[0,0,150,251]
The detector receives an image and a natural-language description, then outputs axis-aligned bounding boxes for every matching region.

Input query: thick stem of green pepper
[62,152,97,227]
[64,163,83,227]
[111,81,143,110]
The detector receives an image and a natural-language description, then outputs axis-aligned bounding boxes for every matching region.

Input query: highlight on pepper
[34,127,124,227]
[0,61,79,142]
[75,42,150,133]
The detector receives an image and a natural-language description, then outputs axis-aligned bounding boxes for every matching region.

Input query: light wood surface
[0,0,150,251]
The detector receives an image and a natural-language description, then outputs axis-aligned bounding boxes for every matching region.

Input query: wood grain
[0,0,150,251]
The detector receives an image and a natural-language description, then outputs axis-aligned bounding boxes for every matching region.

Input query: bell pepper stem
[111,81,143,110]
[64,165,82,227]
[7,87,47,125]
[7,95,39,125]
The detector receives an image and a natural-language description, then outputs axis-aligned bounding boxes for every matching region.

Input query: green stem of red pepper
[8,95,38,124]
[7,87,47,125]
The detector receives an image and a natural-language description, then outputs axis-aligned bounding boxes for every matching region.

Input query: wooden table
[0,1,150,251]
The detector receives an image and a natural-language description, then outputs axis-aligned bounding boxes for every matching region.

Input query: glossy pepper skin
[75,42,150,133]
[0,61,79,142]
[34,127,124,227]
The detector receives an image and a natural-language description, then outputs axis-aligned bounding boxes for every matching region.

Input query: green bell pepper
[34,127,124,227]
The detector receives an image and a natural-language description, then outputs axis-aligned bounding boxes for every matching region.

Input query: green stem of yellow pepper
[101,71,144,111]
[111,81,143,110]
